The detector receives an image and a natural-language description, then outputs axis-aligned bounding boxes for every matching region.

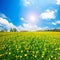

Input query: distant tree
[13,28,17,32]
[0,28,7,32]
[10,28,13,32]
[0,30,4,32]
[4,28,8,32]
[10,28,17,32]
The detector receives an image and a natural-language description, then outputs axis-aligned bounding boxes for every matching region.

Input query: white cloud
[0,16,49,31]
[19,11,49,31]
[18,23,49,31]
[0,14,41,31]
[56,0,60,5]
[0,17,49,31]
[52,22,56,25]
[10,23,17,29]
[19,13,40,31]
[52,20,60,25]
[18,23,41,31]
[40,9,56,19]
[0,17,16,31]
[0,13,7,18]
[0,18,10,27]
[0,13,49,32]
[20,17,25,21]
[23,0,31,7]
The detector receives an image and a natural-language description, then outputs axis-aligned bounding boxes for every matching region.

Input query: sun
[29,15,36,21]
[27,13,37,23]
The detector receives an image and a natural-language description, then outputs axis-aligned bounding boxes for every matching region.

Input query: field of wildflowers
[0,32,60,60]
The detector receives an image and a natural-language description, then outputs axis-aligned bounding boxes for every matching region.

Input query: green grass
[0,32,60,60]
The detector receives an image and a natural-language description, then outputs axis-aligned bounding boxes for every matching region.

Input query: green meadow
[0,32,60,60]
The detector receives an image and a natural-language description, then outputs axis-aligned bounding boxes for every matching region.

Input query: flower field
[0,32,60,60]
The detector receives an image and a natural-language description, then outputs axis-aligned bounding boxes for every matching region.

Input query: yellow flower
[24,54,28,57]
[0,54,3,57]
[44,48,47,51]
[51,56,53,58]
[42,52,45,55]
[32,54,34,56]
[54,57,56,60]
[15,55,19,58]
[21,50,23,53]
[19,56,22,58]
[27,50,29,52]
[42,55,44,58]
[9,52,11,55]
[55,48,60,50]
[42,51,45,58]
[32,51,35,54]
[26,48,29,50]
[19,46,21,48]
[36,51,39,53]
[17,49,19,51]
[35,55,37,58]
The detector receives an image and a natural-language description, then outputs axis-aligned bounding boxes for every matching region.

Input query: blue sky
[0,0,60,31]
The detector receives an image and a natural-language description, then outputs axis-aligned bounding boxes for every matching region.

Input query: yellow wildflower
[19,56,22,58]
[0,54,3,57]
[35,55,37,58]
[36,51,39,53]
[15,55,19,58]
[24,54,28,57]
[55,48,60,50]
[51,55,53,58]
[54,57,56,60]
[21,50,23,53]
[9,52,11,55]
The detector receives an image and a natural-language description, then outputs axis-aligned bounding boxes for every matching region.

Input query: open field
[0,32,60,60]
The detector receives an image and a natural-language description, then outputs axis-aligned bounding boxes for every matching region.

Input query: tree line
[0,28,60,32]
[0,28,17,32]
